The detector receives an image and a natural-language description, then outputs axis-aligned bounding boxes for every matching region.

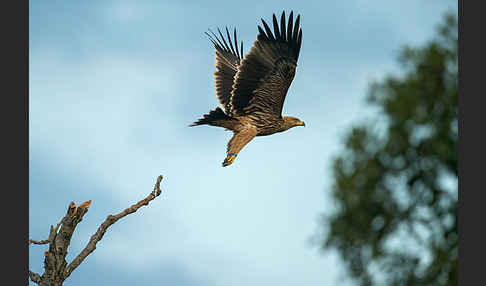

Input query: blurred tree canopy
[320,12,457,286]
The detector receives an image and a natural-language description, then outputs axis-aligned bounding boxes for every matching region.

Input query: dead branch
[29,270,42,284]
[29,239,49,246]
[64,175,163,278]
[28,175,164,286]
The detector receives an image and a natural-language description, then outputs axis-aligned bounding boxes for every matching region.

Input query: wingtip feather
[280,11,286,41]
[261,19,274,40]
[272,14,280,39]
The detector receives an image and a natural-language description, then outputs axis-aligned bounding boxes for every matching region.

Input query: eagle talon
[222,153,237,167]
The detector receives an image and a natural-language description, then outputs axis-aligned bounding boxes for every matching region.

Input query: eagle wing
[229,11,302,117]
[206,28,244,114]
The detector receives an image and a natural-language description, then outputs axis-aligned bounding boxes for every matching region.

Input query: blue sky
[29,1,457,285]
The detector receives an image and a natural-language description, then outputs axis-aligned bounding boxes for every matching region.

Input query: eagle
[190,11,304,167]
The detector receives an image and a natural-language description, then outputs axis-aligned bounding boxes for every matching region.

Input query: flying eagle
[190,11,304,167]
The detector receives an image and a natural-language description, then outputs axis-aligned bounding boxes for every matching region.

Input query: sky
[29,1,457,285]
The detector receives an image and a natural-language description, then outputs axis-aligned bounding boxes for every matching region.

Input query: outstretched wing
[228,11,302,117]
[206,27,244,114]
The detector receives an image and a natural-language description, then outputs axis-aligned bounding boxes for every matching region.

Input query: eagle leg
[222,127,257,167]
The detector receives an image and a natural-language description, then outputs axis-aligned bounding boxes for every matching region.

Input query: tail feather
[189,107,234,127]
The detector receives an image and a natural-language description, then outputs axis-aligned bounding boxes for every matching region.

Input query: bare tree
[29,175,164,286]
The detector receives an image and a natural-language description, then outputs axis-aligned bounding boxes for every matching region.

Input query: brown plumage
[190,11,305,167]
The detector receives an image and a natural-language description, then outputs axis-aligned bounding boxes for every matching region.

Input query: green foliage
[320,13,457,286]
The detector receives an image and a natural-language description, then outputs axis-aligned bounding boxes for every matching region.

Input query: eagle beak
[300,121,305,127]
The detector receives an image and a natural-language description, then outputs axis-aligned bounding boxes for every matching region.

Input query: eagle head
[282,116,305,130]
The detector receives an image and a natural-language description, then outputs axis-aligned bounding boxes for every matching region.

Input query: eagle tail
[189,107,235,128]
